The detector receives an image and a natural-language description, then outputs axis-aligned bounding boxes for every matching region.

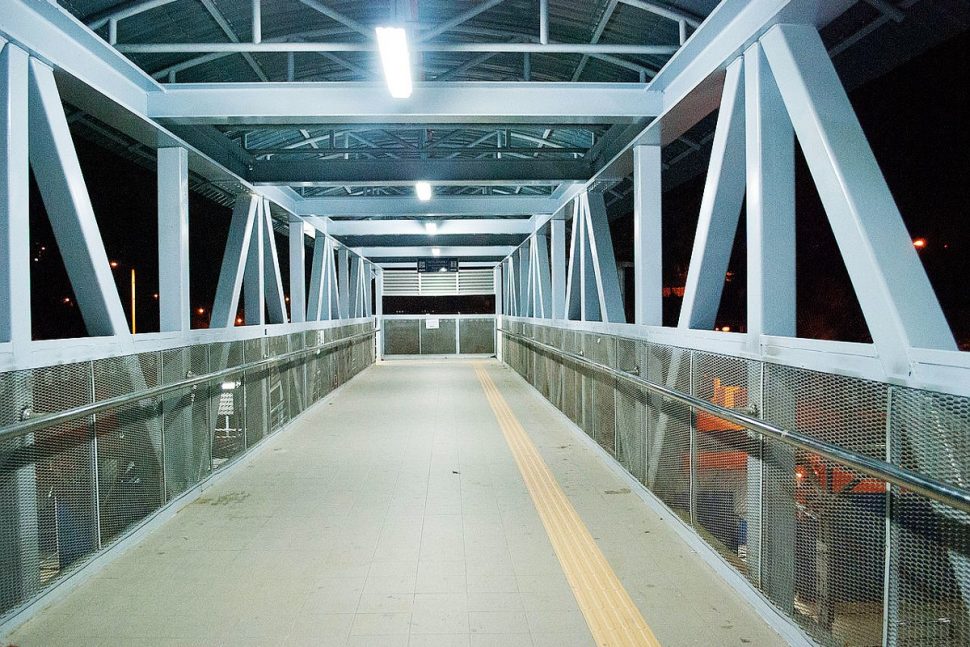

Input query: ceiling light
[432,247,441,257]
[375,27,412,99]
[425,221,438,235]
[415,181,432,201]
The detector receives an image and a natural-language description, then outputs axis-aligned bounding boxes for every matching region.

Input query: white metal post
[761,24,956,371]
[261,200,287,324]
[243,198,265,325]
[27,59,130,337]
[0,44,30,348]
[306,231,325,321]
[157,147,190,332]
[288,219,306,322]
[376,267,384,358]
[678,57,746,330]
[517,244,530,317]
[584,191,625,323]
[745,42,795,340]
[534,232,552,318]
[337,245,350,319]
[211,194,259,328]
[633,144,662,326]
[494,264,503,360]
[550,217,566,320]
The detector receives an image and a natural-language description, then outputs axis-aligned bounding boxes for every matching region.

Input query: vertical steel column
[288,220,307,323]
[550,217,566,320]
[0,44,30,351]
[243,199,265,325]
[633,144,662,326]
[376,267,384,359]
[678,57,746,330]
[494,264,503,360]
[157,147,190,332]
[517,244,530,317]
[28,59,130,337]
[745,42,795,340]
[534,232,552,318]
[211,195,258,328]
[584,192,624,322]
[337,246,350,319]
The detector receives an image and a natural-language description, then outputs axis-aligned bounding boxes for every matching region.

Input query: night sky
[28,26,969,348]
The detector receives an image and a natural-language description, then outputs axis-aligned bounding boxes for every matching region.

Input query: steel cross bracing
[2,0,967,391]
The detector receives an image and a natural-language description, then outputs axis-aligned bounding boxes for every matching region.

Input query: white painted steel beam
[306,232,326,321]
[0,44,30,348]
[633,144,662,326]
[583,192,625,322]
[157,147,190,332]
[252,159,589,186]
[211,195,259,328]
[288,220,306,323]
[550,217,566,319]
[148,83,661,125]
[120,42,678,56]
[327,219,532,236]
[678,58,745,330]
[337,246,350,319]
[261,199,287,324]
[296,195,562,217]
[27,59,130,338]
[761,24,956,367]
[361,246,516,258]
[744,42,794,339]
[243,198,266,325]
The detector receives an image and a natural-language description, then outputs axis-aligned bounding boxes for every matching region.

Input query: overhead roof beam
[616,0,703,28]
[251,159,589,186]
[294,194,563,216]
[359,246,516,258]
[417,0,508,42]
[148,82,662,125]
[116,42,678,55]
[297,0,372,39]
[327,219,533,236]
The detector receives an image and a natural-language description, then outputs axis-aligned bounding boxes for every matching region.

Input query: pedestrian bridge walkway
[5,360,786,647]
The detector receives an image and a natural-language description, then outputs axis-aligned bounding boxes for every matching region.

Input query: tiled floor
[4,360,787,646]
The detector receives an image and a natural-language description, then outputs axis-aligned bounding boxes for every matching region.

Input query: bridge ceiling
[50,0,963,259]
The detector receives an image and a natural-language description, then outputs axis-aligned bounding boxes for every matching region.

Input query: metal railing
[383,315,495,356]
[0,323,376,626]
[500,322,970,647]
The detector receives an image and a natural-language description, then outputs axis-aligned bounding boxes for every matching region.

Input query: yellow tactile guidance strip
[475,364,662,647]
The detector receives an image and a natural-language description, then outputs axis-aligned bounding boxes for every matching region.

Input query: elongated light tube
[415,181,432,201]
[375,26,412,99]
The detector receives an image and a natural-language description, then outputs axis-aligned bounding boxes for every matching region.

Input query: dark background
[28,27,969,348]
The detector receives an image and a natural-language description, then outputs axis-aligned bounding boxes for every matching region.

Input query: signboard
[426,318,440,329]
[418,258,459,273]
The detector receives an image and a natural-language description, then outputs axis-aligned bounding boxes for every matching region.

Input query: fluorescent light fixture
[375,27,412,99]
[432,247,441,257]
[415,181,432,201]
[425,221,438,235]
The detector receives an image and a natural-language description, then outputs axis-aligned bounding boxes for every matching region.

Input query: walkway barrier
[0,322,376,624]
[383,315,495,356]
[500,321,970,647]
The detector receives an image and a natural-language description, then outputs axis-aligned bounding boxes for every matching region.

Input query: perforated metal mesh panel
[458,319,495,354]
[691,352,762,580]
[0,324,375,623]
[420,319,458,355]
[763,364,887,647]
[888,386,970,647]
[384,319,420,355]
[498,323,969,647]
[160,346,211,499]
[644,343,692,522]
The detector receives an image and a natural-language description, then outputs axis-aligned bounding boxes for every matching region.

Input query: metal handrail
[0,329,377,444]
[500,328,970,515]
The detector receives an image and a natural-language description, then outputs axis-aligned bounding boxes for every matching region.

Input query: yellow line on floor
[474,364,661,647]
